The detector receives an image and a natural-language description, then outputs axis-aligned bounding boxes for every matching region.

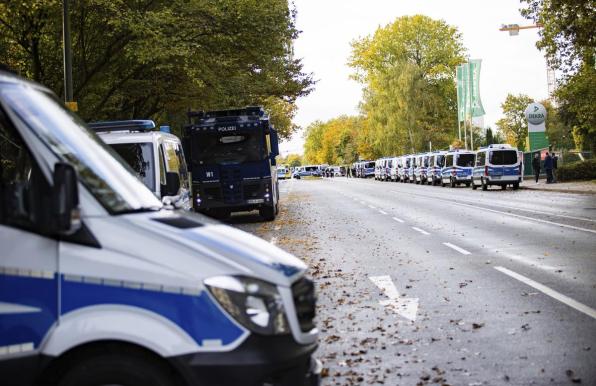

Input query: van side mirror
[163,172,180,197]
[52,163,81,235]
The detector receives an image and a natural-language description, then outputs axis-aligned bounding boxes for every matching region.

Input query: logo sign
[525,103,547,125]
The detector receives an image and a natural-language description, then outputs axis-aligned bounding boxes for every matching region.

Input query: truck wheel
[260,206,275,221]
[58,350,175,386]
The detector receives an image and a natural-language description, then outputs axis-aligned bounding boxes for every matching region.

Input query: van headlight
[204,276,290,335]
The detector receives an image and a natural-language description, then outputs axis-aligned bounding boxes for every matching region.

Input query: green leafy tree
[520,0,595,152]
[349,15,465,155]
[0,0,313,139]
[495,94,533,151]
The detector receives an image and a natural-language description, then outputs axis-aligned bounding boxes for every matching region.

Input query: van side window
[0,110,51,232]
[476,152,486,166]
[445,155,453,166]
[158,145,167,187]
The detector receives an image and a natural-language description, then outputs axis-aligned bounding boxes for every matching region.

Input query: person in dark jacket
[532,153,541,183]
[544,152,554,183]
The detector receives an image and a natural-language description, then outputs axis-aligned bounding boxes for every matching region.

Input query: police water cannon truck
[183,107,280,221]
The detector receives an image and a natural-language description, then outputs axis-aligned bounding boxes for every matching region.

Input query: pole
[468,60,473,150]
[63,0,73,103]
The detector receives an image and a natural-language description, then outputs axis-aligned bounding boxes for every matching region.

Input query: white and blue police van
[398,155,411,183]
[389,156,401,182]
[0,72,320,386]
[472,144,522,190]
[413,153,430,185]
[90,120,191,210]
[407,155,417,183]
[426,151,446,186]
[440,150,475,187]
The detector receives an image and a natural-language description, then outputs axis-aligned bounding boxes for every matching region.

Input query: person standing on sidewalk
[552,154,558,183]
[532,153,541,183]
[544,152,554,183]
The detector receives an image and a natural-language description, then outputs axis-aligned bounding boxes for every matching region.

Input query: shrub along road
[230,177,596,385]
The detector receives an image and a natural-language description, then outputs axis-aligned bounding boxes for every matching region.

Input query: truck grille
[291,277,316,332]
[243,183,261,200]
[220,167,242,203]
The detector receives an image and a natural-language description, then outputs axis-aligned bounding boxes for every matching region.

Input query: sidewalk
[521,179,596,194]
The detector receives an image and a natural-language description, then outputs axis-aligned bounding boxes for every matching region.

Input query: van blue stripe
[61,277,244,346]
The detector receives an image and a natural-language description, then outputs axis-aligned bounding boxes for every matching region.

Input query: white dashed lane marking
[442,242,471,255]
[392,217,405,223]
[412,227,430,235]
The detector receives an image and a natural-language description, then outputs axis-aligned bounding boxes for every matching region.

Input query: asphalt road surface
[229,177,596,386]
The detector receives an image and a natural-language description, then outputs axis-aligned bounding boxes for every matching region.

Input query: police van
[407,155,417,183]
[427,151,446,186]
[398,155,411,183]
[413,153,429,185]
[90,120,191,210]
[472,144,522,190]
[440,150,475,187]
[0,72,320,386]
[389,157,401,182]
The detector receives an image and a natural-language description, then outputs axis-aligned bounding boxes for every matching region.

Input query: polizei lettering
[218,126,237,132]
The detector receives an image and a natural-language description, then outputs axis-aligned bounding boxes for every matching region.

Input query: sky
[280,0,550,155]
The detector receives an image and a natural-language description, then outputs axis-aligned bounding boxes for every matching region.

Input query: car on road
[426,151,446,186]
[293,165,321,179]
[90,120,191,210]
[472,144,522,190]
[441,149,475,187]
[361,161,376,178]
[0,71,320,386]
[277,165,291,180]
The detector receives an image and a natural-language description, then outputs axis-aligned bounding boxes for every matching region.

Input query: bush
[556,159,596,182]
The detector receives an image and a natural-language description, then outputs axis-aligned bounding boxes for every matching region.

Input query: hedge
[556,159,596,182]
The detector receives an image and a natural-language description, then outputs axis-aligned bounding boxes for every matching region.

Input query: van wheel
[513,182,519,190]
[481,178,488,191]
[57,350,175,386]
[472,180,478,190]
[260,206,275,221]
[501,185,507,190]
[441,180,446,187]
[450,178,456,188]
[465,182,471,187]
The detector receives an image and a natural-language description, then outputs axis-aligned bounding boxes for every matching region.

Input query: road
[229,177,596,386]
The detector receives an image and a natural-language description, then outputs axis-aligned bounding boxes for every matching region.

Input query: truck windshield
[1,84,161,214]
[490,150,518,165]
[456,154,475,167]
[109,143,155,191]
[192,131,266,164]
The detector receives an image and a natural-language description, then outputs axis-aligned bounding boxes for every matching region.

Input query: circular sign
[525,103,547,125]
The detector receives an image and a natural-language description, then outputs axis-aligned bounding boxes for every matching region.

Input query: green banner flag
[468,59,485,117]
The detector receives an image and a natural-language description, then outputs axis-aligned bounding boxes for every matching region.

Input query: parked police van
[398,155,411,182]
[472,144,522,190]
[440,150,475,187]
[0,72,320,386]
[427,151,446,186]
[407,155,417,183]
[389,156,401,182]
[90,120,191,210]
[413,153,429,185]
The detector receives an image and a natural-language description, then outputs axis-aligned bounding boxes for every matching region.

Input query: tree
[348,15,465,155]
[520,0,595,152]
[495,94,533,151]
[303,116,366,165]
[0,0,313,139]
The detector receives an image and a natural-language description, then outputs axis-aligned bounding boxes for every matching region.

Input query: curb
[521,185,596,195]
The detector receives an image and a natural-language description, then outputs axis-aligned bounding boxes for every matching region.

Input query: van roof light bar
[88,120,156,133]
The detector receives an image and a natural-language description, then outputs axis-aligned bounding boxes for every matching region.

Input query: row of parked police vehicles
[353,145,523,190]
[0,71,320,386]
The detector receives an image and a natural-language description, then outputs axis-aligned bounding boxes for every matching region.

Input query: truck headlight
[204,276,290,335]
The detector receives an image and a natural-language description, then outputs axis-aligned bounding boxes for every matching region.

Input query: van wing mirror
[52,163,81,235]
[163,172,180,197]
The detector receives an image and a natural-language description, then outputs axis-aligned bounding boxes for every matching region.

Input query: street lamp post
[62,0,76,110]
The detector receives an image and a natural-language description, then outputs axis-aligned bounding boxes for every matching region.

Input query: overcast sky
[280,0,550,155]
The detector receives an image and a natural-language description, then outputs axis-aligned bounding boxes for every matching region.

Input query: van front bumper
[171,334,320,386]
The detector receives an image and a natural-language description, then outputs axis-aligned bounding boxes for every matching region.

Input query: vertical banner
[468,59,485,117]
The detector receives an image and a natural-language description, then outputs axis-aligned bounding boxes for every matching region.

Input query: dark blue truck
[183,106,280,220]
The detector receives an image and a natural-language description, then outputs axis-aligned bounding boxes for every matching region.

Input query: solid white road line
[442,242,471,255]
[412,227,430,235]
[495,266,596,320]
[379,210,388,215]
[392,217,405,223]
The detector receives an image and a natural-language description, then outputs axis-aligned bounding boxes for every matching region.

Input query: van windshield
[490,150,518,165]
[457,154,475,167]
[1,84,161,214]
[109,143,155,191]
